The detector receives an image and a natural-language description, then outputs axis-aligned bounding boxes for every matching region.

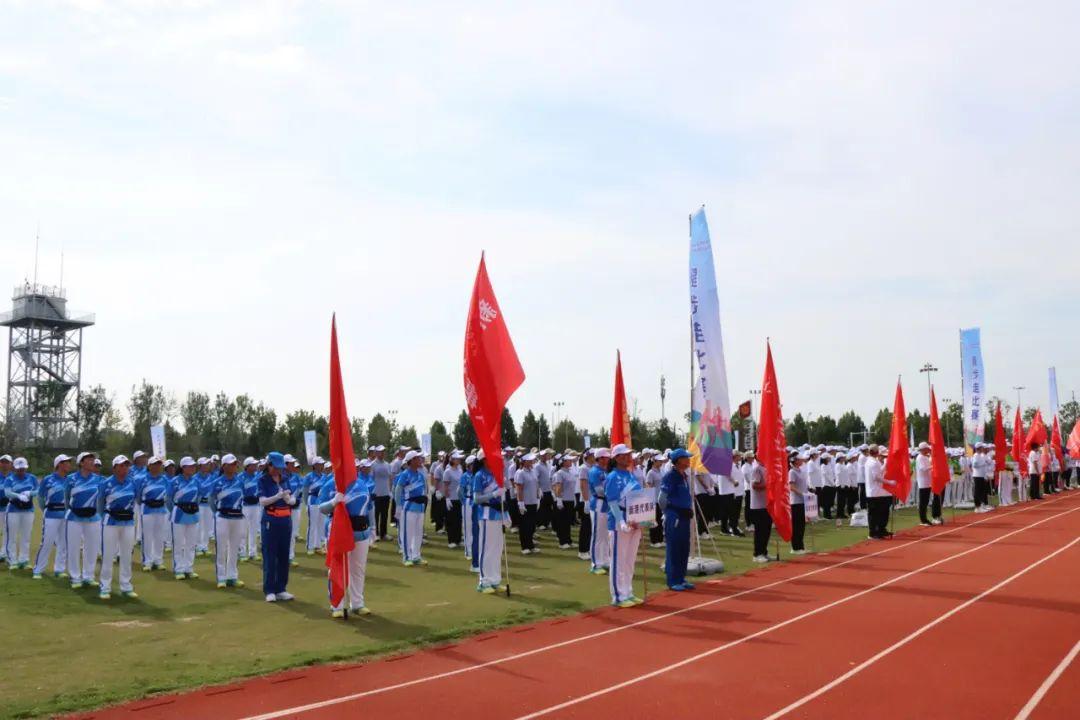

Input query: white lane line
[237,496,1069,720]
[1013,638,1080,720]
[513,504,1080,720]
[763,537,1080,720]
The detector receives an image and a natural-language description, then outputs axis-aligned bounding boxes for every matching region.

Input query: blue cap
[668,448,692,461]
[267,452,286,469]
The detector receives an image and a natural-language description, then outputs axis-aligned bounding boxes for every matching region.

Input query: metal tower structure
[0,282,94,446]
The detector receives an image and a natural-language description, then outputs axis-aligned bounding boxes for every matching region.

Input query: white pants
[66,520,101,584]
[292,511,302,540]
[998,472,1014,506]
[242,504,260,557]
[5,511,33,564]
[1019,474,1030,502]
[214,516,246,582]
[332,538,371,610]
[478,518,503,586]
[0,508,6,559]
[462,500,474,559]
[140,512,168,567]
[197,505,213,550]
[33,517,67,574]
[134,503,143,541]
[609,525,641,603]
[171,522,199,574]
[306,505,325,551]
[100,525,135,593]
[401,510,424,562]
[590,509,610,569]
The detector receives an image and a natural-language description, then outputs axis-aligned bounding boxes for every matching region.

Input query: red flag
[884,380,912,501]
[758,342,791,542]
[928,387,950,496]
[463,253,524,487]
[326,315,357,610]
[993,403,1007,473]
[1051,416,1065,468]
[611,350,631,448]
[1013,407,1028,475]
[1068,421,1080,460]
[1025,410,1048,449]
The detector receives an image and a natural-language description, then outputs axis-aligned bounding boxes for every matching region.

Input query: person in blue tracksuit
[587,448,612,574]
[394,451,429,566]
[240,457,261,561]
[320,458,376,618]
[194,458,215,554]
[460,457,476,567]
[130,450,149,542]
[472,452,506,593]
[33,454,72,579]
[284,455,305,563]
[316,469,337,547]
[304,458,327,555]
[65,452,104,589]
[138,457,170,571]
[260,451,299,602]
[605,444,644,608]
[171,456,203,579]
[97,455,138,599]
[658,449,695,591]
[211,454,246,589]
[5,457,38,568]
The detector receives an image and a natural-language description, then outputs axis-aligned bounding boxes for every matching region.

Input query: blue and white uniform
[605,464,643,605]
[212,470,246,585]
[65,469,103,587]
[240,462,261,560]
[394,465,428,564]
[259,458,298,600]
[33,470,70,576]
[138,468,170,569]
[304,468,326,553]
[460,467,475,563]
[195,468,216,552]
[0,462,9,563]
[4,468,37,566]
[320,474,375,612]
[587,464,611,571]
[98,470,137,595]
[472,467,504,589]
[171,468,202,576]
[286,470,305,559]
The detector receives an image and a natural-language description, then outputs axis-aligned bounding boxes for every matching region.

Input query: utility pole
[1013,386,1026,410]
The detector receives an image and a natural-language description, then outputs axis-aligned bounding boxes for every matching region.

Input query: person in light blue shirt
[473,453,506,593]
[587,448,612,575]
[4,457,38,568]
[97,455,139,599]
[320,458,376,618]
[211,454,246,589]
[459,458,475,566]
[239,457,261,562]
[138,457,170,571]
[284,455,305,563]
[394,451,429,566]
[33,454,72,578]
[605,444,644,608]
[194,458,215,554]
[316,470,337,546]
[304,459,327,555]
[65,451,103,589]
[130,450,149,541]
[171,456,203,580]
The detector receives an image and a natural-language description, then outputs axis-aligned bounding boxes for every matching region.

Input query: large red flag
[1068,421,1080,459]
[326,315,357,610]
[1025,410,1048,449]
[611,350,631,448]
[928,387,950,495]
[758,342,791,542]
[463,253,524,487]
[1051,416,1065,468]
[884,380,912,501]
[993,403,1007,473]
[1013,407,1028,475]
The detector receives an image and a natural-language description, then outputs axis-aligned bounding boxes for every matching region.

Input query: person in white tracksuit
[65,452,104,589]
[171,457,203,579]
[472,451,506,593]
[33,454,72,579]
[321,458,376,617]
[211,454,247,589]
[97,455,139,599]
[4,457,38,568]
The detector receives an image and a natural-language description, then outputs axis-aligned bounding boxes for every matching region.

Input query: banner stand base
[660,556,724,576]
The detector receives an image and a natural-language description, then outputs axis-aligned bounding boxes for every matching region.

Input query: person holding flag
[472,451,507,594]
[865,446,896,538]
[321,459,374,617]
[915,443,935,525]
[758,342,790,561]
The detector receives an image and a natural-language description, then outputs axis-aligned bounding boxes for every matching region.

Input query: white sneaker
[791,549,807,555]
[931,518,943,525]
[275,592,295,601]
[752,555,769,563]
[521,549,532,555]
[265,594,277,602]
[577,552,590,561]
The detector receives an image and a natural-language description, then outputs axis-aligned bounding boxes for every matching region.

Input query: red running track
[72,491,1080,720]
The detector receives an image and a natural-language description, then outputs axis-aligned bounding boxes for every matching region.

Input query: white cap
[476,449,486,461]
[399,445,410,452]
[180,456,196,468]
[610,444,632,457]
[243,456,257,467]
[594,447,612,459]
[359,459,374,469]
[879,446,889,456]
[797,453,810,461]
[148,456,163,465]
[53,453,72,468]
[0,454,11,463]
[465,454,477,465]
[221,453,238,465]
[437,450,446,457]
[404,450,423,463]
[133,450,147,460]
[918,442,931,451]
[522,453,537,462]
[375,445,386,452]
[211,454,220,462]
[76,451,96,464]
[13,457,28,470]
[164,459,176,468]
[354,458,362,467]
[450,450,464,460]
[112,454,130,467]
[312,456,325,466]
[197,457,210,465]
[283,454,298,465]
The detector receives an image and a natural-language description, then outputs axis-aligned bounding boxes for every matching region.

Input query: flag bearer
[915,443,935,525]
[138,457,170,571]
[240,457,261,560]
[866,446,897,538]
[394,450,429,566]
[65,452,103,589]
[33,455,72,579]
[98,455,138,600]
[305,458,327,555]
[212,454,246,589]
[322,458,375,618]
[260,451,298,602]
[552,454,578,549]
[441,451,464,549]
[5,457,37,569]
[472,451,506,593]
[605,444,643,607]
[171,457,203,579]
[587,448,611,574]
[659,448,694,591]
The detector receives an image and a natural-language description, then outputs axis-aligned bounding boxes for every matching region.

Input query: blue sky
[1,1,1077,436]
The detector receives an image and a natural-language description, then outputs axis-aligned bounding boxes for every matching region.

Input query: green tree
[1060,399,1079,438]
[276,410,318,456]
[367,413,393,450]
[127,380,175,447]
[247,403,277,456]
[452,410,478,450]
[836,411,867,445]
[551,418,581,452]
[785,413,809,446]
[649,417,679,450]
[537,414,551,449]
[77,384,112,448]
[1022,407,1038,424]
[180,391,213,453]
[594,427,610,448]
[211,392,243,451]
[869,408,892,445]
[519,410,539,449]
[429,420,453,454]
[906,409,929,444]
[350,417,366,455]
[808,415,839,444]
[942,402,963,447]
[394,425,420,449]
[501,408,518,447]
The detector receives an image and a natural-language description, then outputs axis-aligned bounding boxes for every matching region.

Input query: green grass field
[0,504,955,719]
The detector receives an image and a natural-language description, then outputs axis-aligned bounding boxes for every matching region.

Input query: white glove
[19,493,30,503]
[619,521,631,533]
[333,492,346,505]
[555,499,564,510]
[445,498,452,510]
[435,490,444,501]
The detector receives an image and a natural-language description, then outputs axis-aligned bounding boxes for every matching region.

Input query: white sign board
[421,433,432,458]
[625,487,657,528]
[149,424,166,460]
[583,434,591,449]
[303,430,317,465]
[804,492,819,521]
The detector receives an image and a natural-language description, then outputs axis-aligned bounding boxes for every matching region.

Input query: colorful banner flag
[993,403,1007,473]
[959,327,986,452]
[928,387,951,496]
[758,342,791,542]
[1013,407,1028,475]
[885,380,912,501]
[463,253,525,487]
[1049,367,1060,420]
[688,208,734,476]
[611,350,631,448]
[326,315,357,610]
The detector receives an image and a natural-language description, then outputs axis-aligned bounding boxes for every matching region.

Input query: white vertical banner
[583,434,591,449]
[303,430,317,464]
[149,424,166,460]
[1049,367,1060,419]
[421,433,432,457]
[959,327,986,452]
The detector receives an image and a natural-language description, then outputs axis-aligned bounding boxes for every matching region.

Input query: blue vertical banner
[1049,367,1060,419]
[688,208,733,475]
[959,327,985,452]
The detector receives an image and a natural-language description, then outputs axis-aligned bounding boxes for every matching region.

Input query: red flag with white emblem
[758,342,791,541]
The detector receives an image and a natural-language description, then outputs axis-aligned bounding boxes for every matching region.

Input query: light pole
[942,397,953,446]
[919,363,938,405]
[1013,386,1026,410]
[660,375,667,425]
[553,401,565,450]
[749,390,761,451]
